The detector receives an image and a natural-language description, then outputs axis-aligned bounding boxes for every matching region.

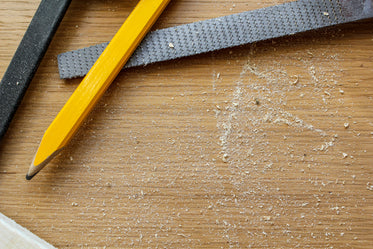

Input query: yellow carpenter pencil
[27,0,171,180]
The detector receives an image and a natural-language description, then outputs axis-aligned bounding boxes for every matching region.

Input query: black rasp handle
[0,0,72,141]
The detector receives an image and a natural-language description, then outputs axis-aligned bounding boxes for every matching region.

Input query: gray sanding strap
[58,0,373,79]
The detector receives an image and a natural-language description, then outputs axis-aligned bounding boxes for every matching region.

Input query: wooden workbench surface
[0,0,372,248]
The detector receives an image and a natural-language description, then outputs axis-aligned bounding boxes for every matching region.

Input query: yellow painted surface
[32,0,171,167]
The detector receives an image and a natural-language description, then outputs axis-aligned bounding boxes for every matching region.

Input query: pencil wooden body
[28,0,171,179]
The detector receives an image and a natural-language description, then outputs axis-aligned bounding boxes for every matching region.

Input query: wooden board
[0,0,372,248]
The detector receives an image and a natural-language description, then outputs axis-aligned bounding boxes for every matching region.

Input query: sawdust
[210,42,365,247]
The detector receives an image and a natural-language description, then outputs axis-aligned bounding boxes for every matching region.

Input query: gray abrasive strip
[58,0,373,79]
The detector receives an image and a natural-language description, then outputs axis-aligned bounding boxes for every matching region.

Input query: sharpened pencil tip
[25,174,35,180]
[27,147,64,179]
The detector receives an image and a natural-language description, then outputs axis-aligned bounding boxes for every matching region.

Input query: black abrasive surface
[0,0,71,141]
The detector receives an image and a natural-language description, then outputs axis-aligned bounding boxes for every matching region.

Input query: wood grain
[0,0,372,248]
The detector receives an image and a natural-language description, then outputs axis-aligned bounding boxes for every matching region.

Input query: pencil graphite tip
[25,174,35,181]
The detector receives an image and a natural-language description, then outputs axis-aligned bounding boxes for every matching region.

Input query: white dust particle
[367,183,373,191]
[290,75,299,85]
[222,153,229,163]
[262,216,272,221]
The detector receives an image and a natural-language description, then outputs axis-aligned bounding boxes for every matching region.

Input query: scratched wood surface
[0,0,372,248]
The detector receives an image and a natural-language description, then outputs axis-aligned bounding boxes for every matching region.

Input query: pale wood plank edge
[0,213,56,249]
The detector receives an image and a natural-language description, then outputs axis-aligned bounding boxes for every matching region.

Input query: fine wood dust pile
[210,44,367,247]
